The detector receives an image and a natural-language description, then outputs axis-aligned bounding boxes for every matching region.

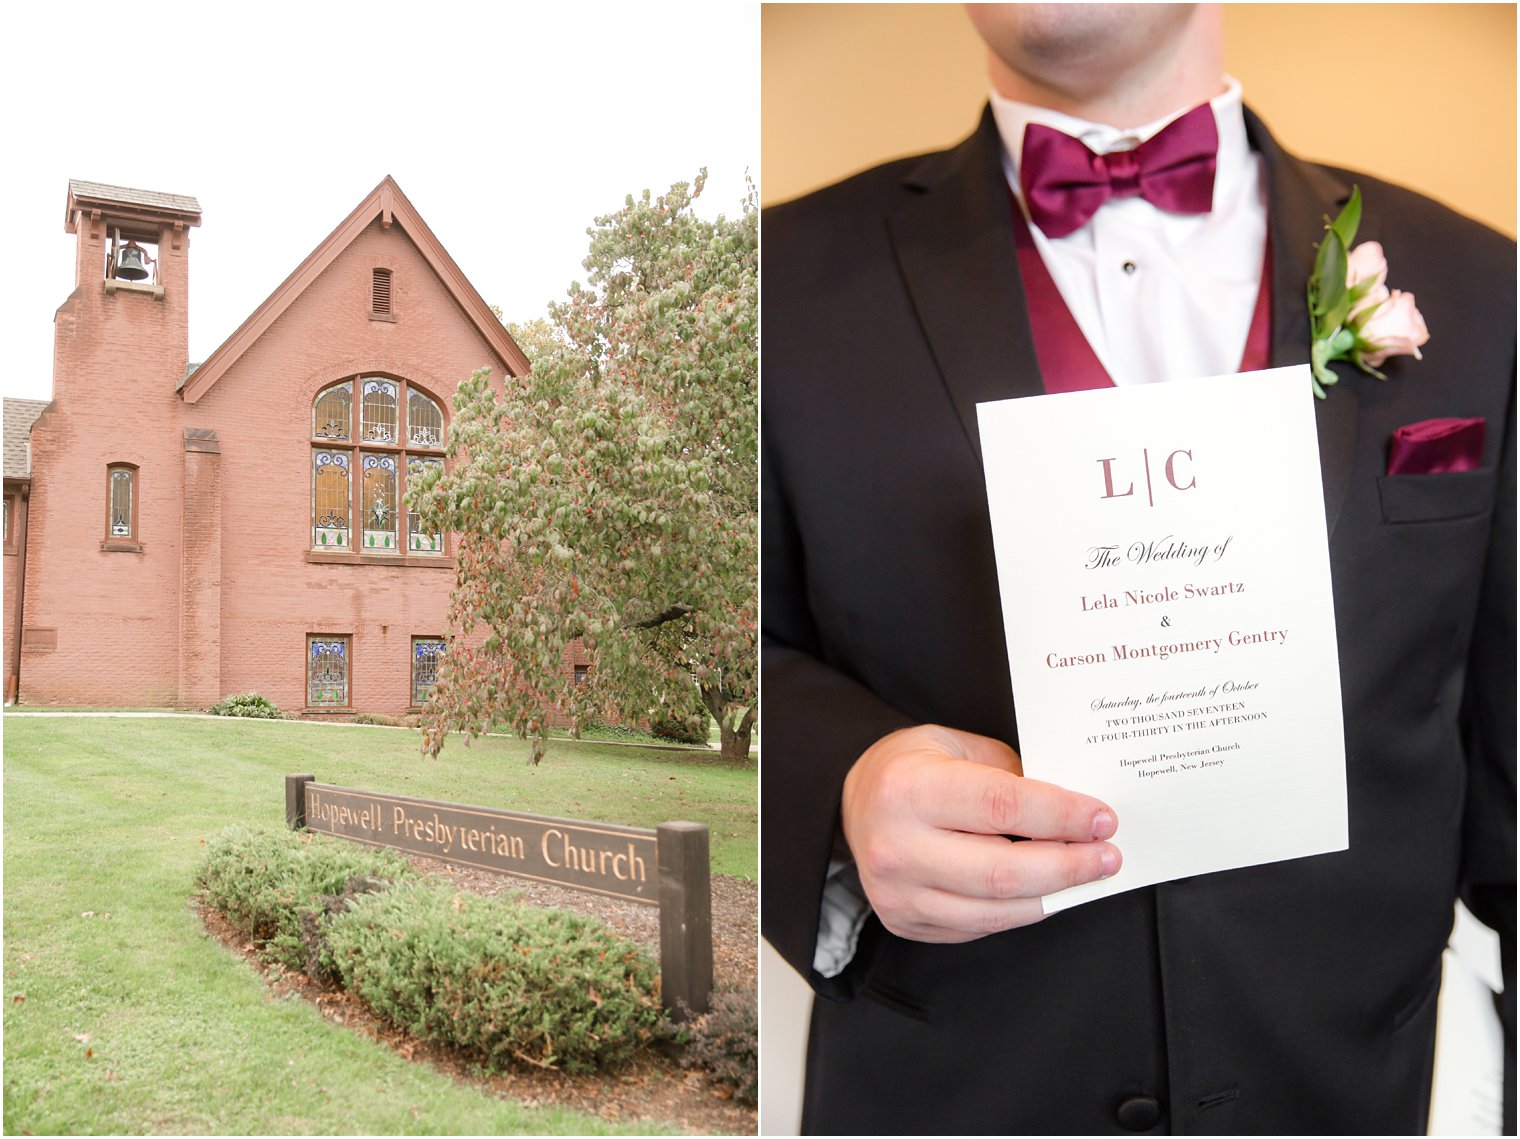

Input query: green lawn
[3,715,756,1135]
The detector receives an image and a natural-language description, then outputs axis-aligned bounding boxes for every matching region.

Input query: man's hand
[841,724,1120,942]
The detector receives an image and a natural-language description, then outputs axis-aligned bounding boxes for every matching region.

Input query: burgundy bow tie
[1019,103,1219,238]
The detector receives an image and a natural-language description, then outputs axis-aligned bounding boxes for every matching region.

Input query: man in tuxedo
[761,4,1515,1133]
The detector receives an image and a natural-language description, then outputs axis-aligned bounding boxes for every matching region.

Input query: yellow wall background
[762,4,1516,237]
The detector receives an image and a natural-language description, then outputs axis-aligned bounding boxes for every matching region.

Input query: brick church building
[4,177,562,716]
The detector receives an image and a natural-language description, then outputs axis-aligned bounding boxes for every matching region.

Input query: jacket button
[1116,1095,1161,1131]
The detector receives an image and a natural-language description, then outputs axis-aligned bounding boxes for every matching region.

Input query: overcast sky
[0,0,757,402]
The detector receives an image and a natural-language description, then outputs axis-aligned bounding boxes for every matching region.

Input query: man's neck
[985,9,1225,129]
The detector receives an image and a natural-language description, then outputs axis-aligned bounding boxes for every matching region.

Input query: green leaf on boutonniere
[1345,277,1378,309]
[1330,186,1362,250]
[1312,230,1348,322]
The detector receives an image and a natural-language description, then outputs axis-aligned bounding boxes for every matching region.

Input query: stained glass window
[407,457,444,553]
[312,451,350,548]
[412,637,445,705]
[107,464,136,540]
[361,453,397,550]
[313,382,351,440]
[311,376,445,555]
[408,391,444,448]
[307,635,350,706]
[361,378,398,442]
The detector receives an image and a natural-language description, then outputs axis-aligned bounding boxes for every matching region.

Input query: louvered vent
[371,268,393,315]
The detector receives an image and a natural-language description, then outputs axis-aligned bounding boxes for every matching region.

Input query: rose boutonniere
[1307,186,1430,399]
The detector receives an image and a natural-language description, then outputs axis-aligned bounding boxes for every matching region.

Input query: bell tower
[20,182,206,709]
[58,181,202,403]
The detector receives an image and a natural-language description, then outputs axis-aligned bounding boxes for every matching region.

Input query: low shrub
[682,988,758,1104]
[196,826,411,969]
[574,719,711,746]
[199,828,663,1074]
[298,874,394,985]
[574,721,657,743]
[649,713,709,745]
[327,884,662,1074]
[208,692,286,719]
[352,712,405,727]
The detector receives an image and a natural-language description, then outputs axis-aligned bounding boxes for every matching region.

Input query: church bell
[115,242,150,281]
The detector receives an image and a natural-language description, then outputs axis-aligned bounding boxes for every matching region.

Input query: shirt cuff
[813,856,873,979]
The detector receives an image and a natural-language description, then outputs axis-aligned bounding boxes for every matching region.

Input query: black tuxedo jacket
[761,107,1515,1135]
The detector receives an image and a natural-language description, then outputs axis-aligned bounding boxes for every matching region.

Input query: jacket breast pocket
[1377,468,1498,524]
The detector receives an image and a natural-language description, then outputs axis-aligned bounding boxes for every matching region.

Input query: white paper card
[977,366,1347,913]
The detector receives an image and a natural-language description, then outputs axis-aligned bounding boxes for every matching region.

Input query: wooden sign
[285,774,712,1016]
[294,779,658,902]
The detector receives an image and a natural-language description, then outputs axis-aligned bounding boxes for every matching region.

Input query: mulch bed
[197,851,757,1135]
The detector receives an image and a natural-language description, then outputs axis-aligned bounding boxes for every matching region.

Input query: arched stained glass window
[314,382,351,440]
[408,391,444,448]
[361,378,398,442]
[311,376,446,556]
[107,465,136,539]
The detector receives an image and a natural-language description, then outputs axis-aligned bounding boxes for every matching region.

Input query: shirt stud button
[1122,260,1138,275]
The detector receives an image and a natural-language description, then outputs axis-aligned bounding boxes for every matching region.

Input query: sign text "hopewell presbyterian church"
[292,780,659,903]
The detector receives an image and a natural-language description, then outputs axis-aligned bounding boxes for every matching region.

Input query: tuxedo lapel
[1247,108,1360,538]
[887,108,1042,462]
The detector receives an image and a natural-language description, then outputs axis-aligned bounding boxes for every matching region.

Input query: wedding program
[978,366,1347,912]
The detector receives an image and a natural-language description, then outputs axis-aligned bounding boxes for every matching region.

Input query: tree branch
[631,603,692,630]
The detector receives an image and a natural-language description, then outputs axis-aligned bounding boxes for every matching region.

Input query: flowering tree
[409,173,757,763]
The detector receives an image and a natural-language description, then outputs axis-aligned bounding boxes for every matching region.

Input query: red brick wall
[4,491,22,699]
[179,438,222,708]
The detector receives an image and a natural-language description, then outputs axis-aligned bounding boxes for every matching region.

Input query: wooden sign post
[285,774,712,1017]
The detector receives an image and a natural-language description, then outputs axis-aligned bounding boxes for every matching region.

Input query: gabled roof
[180,176,530,403]
[3,399,52,480]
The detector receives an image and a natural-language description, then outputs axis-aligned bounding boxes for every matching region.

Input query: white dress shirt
[815,79,1269,979]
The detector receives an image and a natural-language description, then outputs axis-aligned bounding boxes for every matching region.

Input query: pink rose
[1358,289,1430,368]
[1346,241,1389,322]
[1346,241,1388,290]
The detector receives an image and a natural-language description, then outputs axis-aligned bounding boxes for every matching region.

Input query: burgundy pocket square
[1386,417,1486,475]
